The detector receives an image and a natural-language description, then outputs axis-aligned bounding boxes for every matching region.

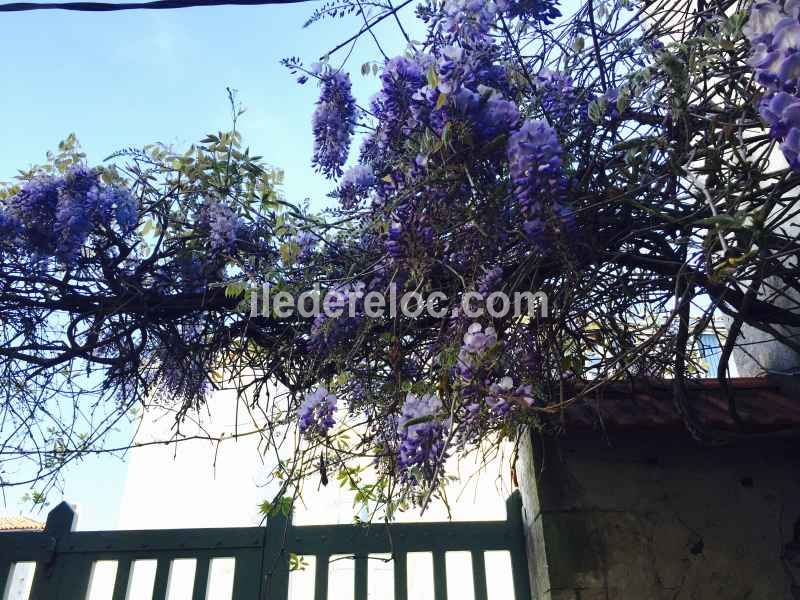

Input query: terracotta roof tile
[0,516,44,531]
[554,376,800,433]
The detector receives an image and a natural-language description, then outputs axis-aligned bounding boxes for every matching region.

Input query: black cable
[0,0,307,12]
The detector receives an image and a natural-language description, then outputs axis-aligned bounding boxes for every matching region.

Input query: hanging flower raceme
[483,376,536,417]
[497,0,561,23]
[397,392,450,484]
[382,200,434,266]
[476,266,503,295]
[441,0,498,44]
[159,352,210,404]
[436,45,475,95]
[535,70,586,130]
[56,176,135,262]
[507,119,573,242]
[299,386,338,437]
[451,86,520,142]
[309,282,367,352]
[370,56,428,152]
[440,0,561,47]
[291,229,318,263]
[154,255,209,294]
[456,322,498,382]
[8,173,70,257]
[0,211,22,242]
[312,71,357,179]
[1,166,138,264]
[744,0,800,169]
[205,199,242,253]
[113,187,138,233]
[336,164,376,209]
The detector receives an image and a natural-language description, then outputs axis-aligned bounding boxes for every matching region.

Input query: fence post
[261,510,292,600]
[29,502,81,600]
[44,502,79,536]
[506,492,533,600]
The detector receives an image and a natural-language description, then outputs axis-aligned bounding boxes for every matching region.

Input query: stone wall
[516,430,800,599]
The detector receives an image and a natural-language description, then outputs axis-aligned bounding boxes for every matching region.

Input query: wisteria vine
[3,0,800,518]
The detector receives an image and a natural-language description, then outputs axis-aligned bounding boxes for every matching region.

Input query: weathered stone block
[517,429,800,600]
[540,511,606,590]
[549,590,577,600]
[576,589,609,600]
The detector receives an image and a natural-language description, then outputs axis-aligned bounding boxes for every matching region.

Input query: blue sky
[0,2,421,200]
[0,1,421,529]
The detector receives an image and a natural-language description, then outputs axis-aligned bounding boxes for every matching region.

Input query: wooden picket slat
[354,555,368,600]
[393,553,408,600]
[313,554,329,600]
[470,550,489,600]
[191,557,209,600]
[152,558,171,600]
[232,549,264,600]
[432,551,447,600]
[0,560,11,600]
[111,557,132,600]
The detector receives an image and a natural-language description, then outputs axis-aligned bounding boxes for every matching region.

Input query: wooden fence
[0,493,531,600]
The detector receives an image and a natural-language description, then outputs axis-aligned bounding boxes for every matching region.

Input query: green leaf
[616,88,631,114]
[427,64,439,89]
[696,214,745,228]
[225,281,245,298]
[280,241,300,265]
[588,100,602,123]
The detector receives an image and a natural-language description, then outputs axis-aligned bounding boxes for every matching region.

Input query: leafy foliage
[3,0,800,517]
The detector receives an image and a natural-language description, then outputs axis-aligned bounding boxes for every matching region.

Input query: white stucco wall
[117,384,516,599]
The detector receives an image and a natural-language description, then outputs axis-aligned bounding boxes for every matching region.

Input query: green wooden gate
[0,493,530,600]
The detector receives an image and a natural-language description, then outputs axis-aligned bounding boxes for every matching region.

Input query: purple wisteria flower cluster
[384,201,435,264]
[335,164,376,209]
[291,229,318,263]
[0,211,22,245]
[535,70,582,126]
[456,322,498,382]
[370,56,428,153]
[440,0,561,45]
[744,0,800,169]
[313,5,572,245]
[482,377,535,417]
[205,198,242,253]
[397,392,450,484]
[441,0,499,44]
[153,255,209,294]
[309,281,367,351]
[0,166,137,264]
[454,324,536,423]
[508,120,573,241]
[299,386,338,437]
[298,0,582,490]
[498,0,561,22]
[311,71,357,179]
[476,266,503,295]
[157,343,210,403]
